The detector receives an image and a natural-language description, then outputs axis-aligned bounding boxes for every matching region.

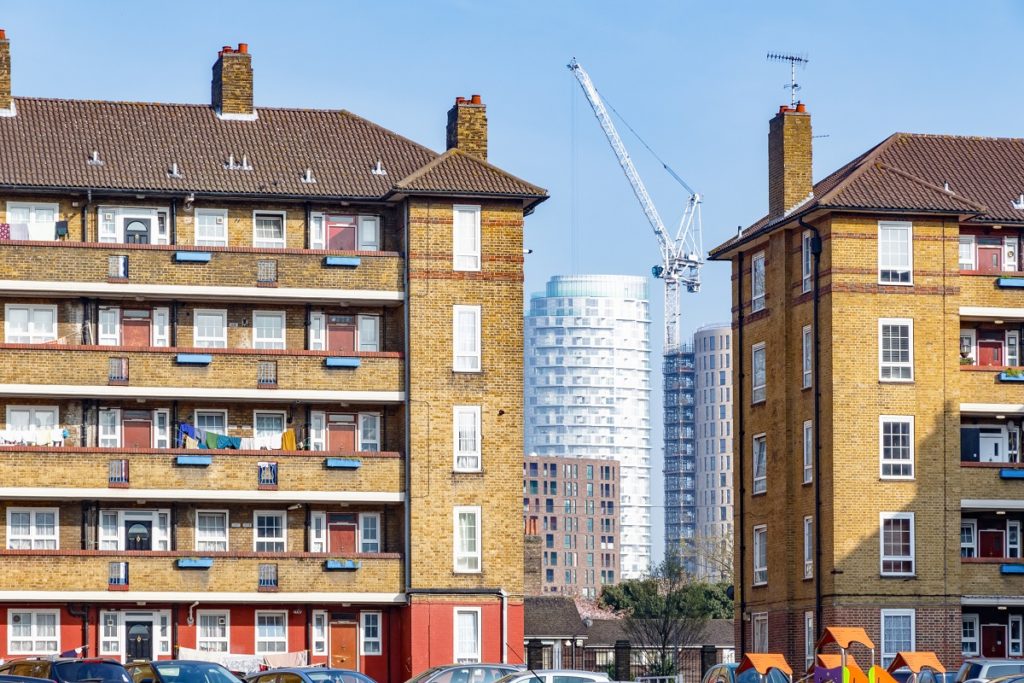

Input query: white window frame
[98,407,122,448]
[752,342,766,404]
[878,220,913,285]
[99,610,121,657]
[253,410,286,445]
[1011,615,1024,657]
[252,310,286,350]
[802,325,812,388]
[193,309,228,349]
[453,204,482,272]
[880,609,915,668]
[7,202,60,242]
[360,610,383,656]
[453,305,482,373]
[803,516,813,579]
[960,328,977,365]
[752,612,768,653]
[752,524,767,586]
[880,512,915,577]
[195,509,229,552]
[309,411,326,452]
[879,415,915,480]
[252,210,287,249]
[196,609,230,653]
[802,230,813,294]
[357,314,381,353]
[195,208,229,247]
[254,610,288,654]
[752,434,767,495]
[453,505,482,574]
[310,212,326,250]
[751,251,766,312]
[253,510,287,553]
[959,234,976,270]
[359,412,381,452]
[803,420,813,484]
[879,318,914,382]
[6,405,58,431]
[1009,520,1022,559]
[453,607,482,664]
[309,311,326,351]
[6,507,59,550]
[98,509,171,551]
[962,614,980,657]
[453,405,482,472]
[961,519,977,558]
[804,611,815,671]
[312,610,328,656]
[1010,331,1021,368]
[154,409,171,449]
[358,215,381,251]
[359,512,381,553]
[7,608,60,655]
[194,410,228,436]
[310,511,327,553]
[98,306,120,346]
[4,303,58,344]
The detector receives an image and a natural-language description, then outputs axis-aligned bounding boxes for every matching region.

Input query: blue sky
[5,0,1024,562]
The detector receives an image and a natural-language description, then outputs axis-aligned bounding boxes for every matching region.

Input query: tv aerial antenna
[767,52,809,107]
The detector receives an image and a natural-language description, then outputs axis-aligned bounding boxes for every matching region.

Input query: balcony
[960,367,1024,409]
[0,346,403,397]
[0,552,403,596]
[0,448,404,499]
[0,243,404,303]
[961,559,1024,597]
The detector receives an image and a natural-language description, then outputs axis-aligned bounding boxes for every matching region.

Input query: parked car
[0,659,130,683]
[125,661,241,683]
[246,668,377,683]
[703,663,790,683]
[405,665,521,683]
[958,660,1024,683]
[493,670,608,683]
[0,676,53,683]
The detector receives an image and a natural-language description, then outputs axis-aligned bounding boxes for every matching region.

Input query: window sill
[879,476,916,481]
[453,468,483,474]
[879,573,916,579]
[878,379,915,384]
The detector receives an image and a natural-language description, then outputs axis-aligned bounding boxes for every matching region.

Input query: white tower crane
[567,58,703,351]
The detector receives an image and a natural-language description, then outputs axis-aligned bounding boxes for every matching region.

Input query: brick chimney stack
[0,29,13,115]
[446,94,488,160]
[211,42,254,119]
[768,102,812,217]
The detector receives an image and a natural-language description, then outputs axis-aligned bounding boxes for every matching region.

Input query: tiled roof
[524,596,587,637]
[584,618,734,647]
[0,97,547,203]
[711,132,1024,257]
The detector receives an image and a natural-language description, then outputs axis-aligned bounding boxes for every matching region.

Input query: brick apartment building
[711,100,1024,669]
[0,31,545,680]
[523,455,620,598]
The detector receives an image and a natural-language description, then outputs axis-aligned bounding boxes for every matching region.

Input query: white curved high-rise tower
[524,274,652,580]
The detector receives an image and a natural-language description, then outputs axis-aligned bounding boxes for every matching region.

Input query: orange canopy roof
[816,626,876,651]
[868,666,900,683]
[738,653,793,677]
[886,653,946,675]
[808,654,864,675]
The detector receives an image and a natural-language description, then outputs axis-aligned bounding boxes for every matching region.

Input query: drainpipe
[799,217,824,636]
[81,190,92,242]
[305,606,313,664]
[500,589,508,663]
[170,302,178,347]
[67,604,90,656]
[304,504,312,552]
[736,249,747,656]
[169,198,177,245]
[402,201,412,595]
[304,202,312,250]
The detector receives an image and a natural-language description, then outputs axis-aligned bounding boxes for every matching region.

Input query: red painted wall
[402,600,506,675]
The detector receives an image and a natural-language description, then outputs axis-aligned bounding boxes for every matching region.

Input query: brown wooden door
[328,419,357,452]
[983,624,1007,657]
[122,317,151,347]
[980,529,1006,558]
[330,621,358,669]
[327,316,357,353]
[329,521,357,553]
[979,246,1003,274]
[123,418,152,449]
[327,217,357,251]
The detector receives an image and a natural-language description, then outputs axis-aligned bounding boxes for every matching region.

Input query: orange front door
[329,521,357,553]
[123,419,152,449]
[122,317,151,347]
[330,621,358,669]
[328,420,357,452]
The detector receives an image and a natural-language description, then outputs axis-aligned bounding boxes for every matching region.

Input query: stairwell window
[751,342,766,403]
[453,205,481,271]
[803,516,813,579]
[878,221,913,284]
[879,319,913,382]
[802,325,812,388]
[454,406,482,472]
[453,506,482,573]
[453,305,481,372]
[880,512,915,576]
[752,434,767,495]
[804,612,815,671]
[5,304,57,344]
[803,420,813,484]
[880,416,914,479]
[751,251,766,312]
[802,230,813,293]
[880,609,915,667]
[752,525,767,585]
[453,608,481,663]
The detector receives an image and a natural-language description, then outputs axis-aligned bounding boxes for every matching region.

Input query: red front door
[328,515,357,553]
[980,529,1006,558]
[328,418,356,452]
[327,216,356,250]
[979,246,1003,274]
[122,317,151,347]
[983,624,1007,657]
[327,316,357,353]
[979,338,1004,367]
[122,418,152,449]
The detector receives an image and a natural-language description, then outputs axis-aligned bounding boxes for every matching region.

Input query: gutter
[799,217,824,637]
[735,249,746,656]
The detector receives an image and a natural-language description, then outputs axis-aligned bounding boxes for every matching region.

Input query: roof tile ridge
[446,148,549,196]
[335,109,440,159]
[873,160,989,212]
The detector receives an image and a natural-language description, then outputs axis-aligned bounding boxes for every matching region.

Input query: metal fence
[558,645,732,682]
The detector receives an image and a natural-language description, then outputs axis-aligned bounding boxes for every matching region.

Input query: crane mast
[567,58,703,351]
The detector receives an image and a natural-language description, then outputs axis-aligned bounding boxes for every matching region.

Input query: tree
[599,552,710,677]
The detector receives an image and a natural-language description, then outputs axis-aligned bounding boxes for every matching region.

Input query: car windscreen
[53,662,131,683]
[306,672,371,683]
[737,670,790,683]
[983,666,1024,680]
[152,663,239,683]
